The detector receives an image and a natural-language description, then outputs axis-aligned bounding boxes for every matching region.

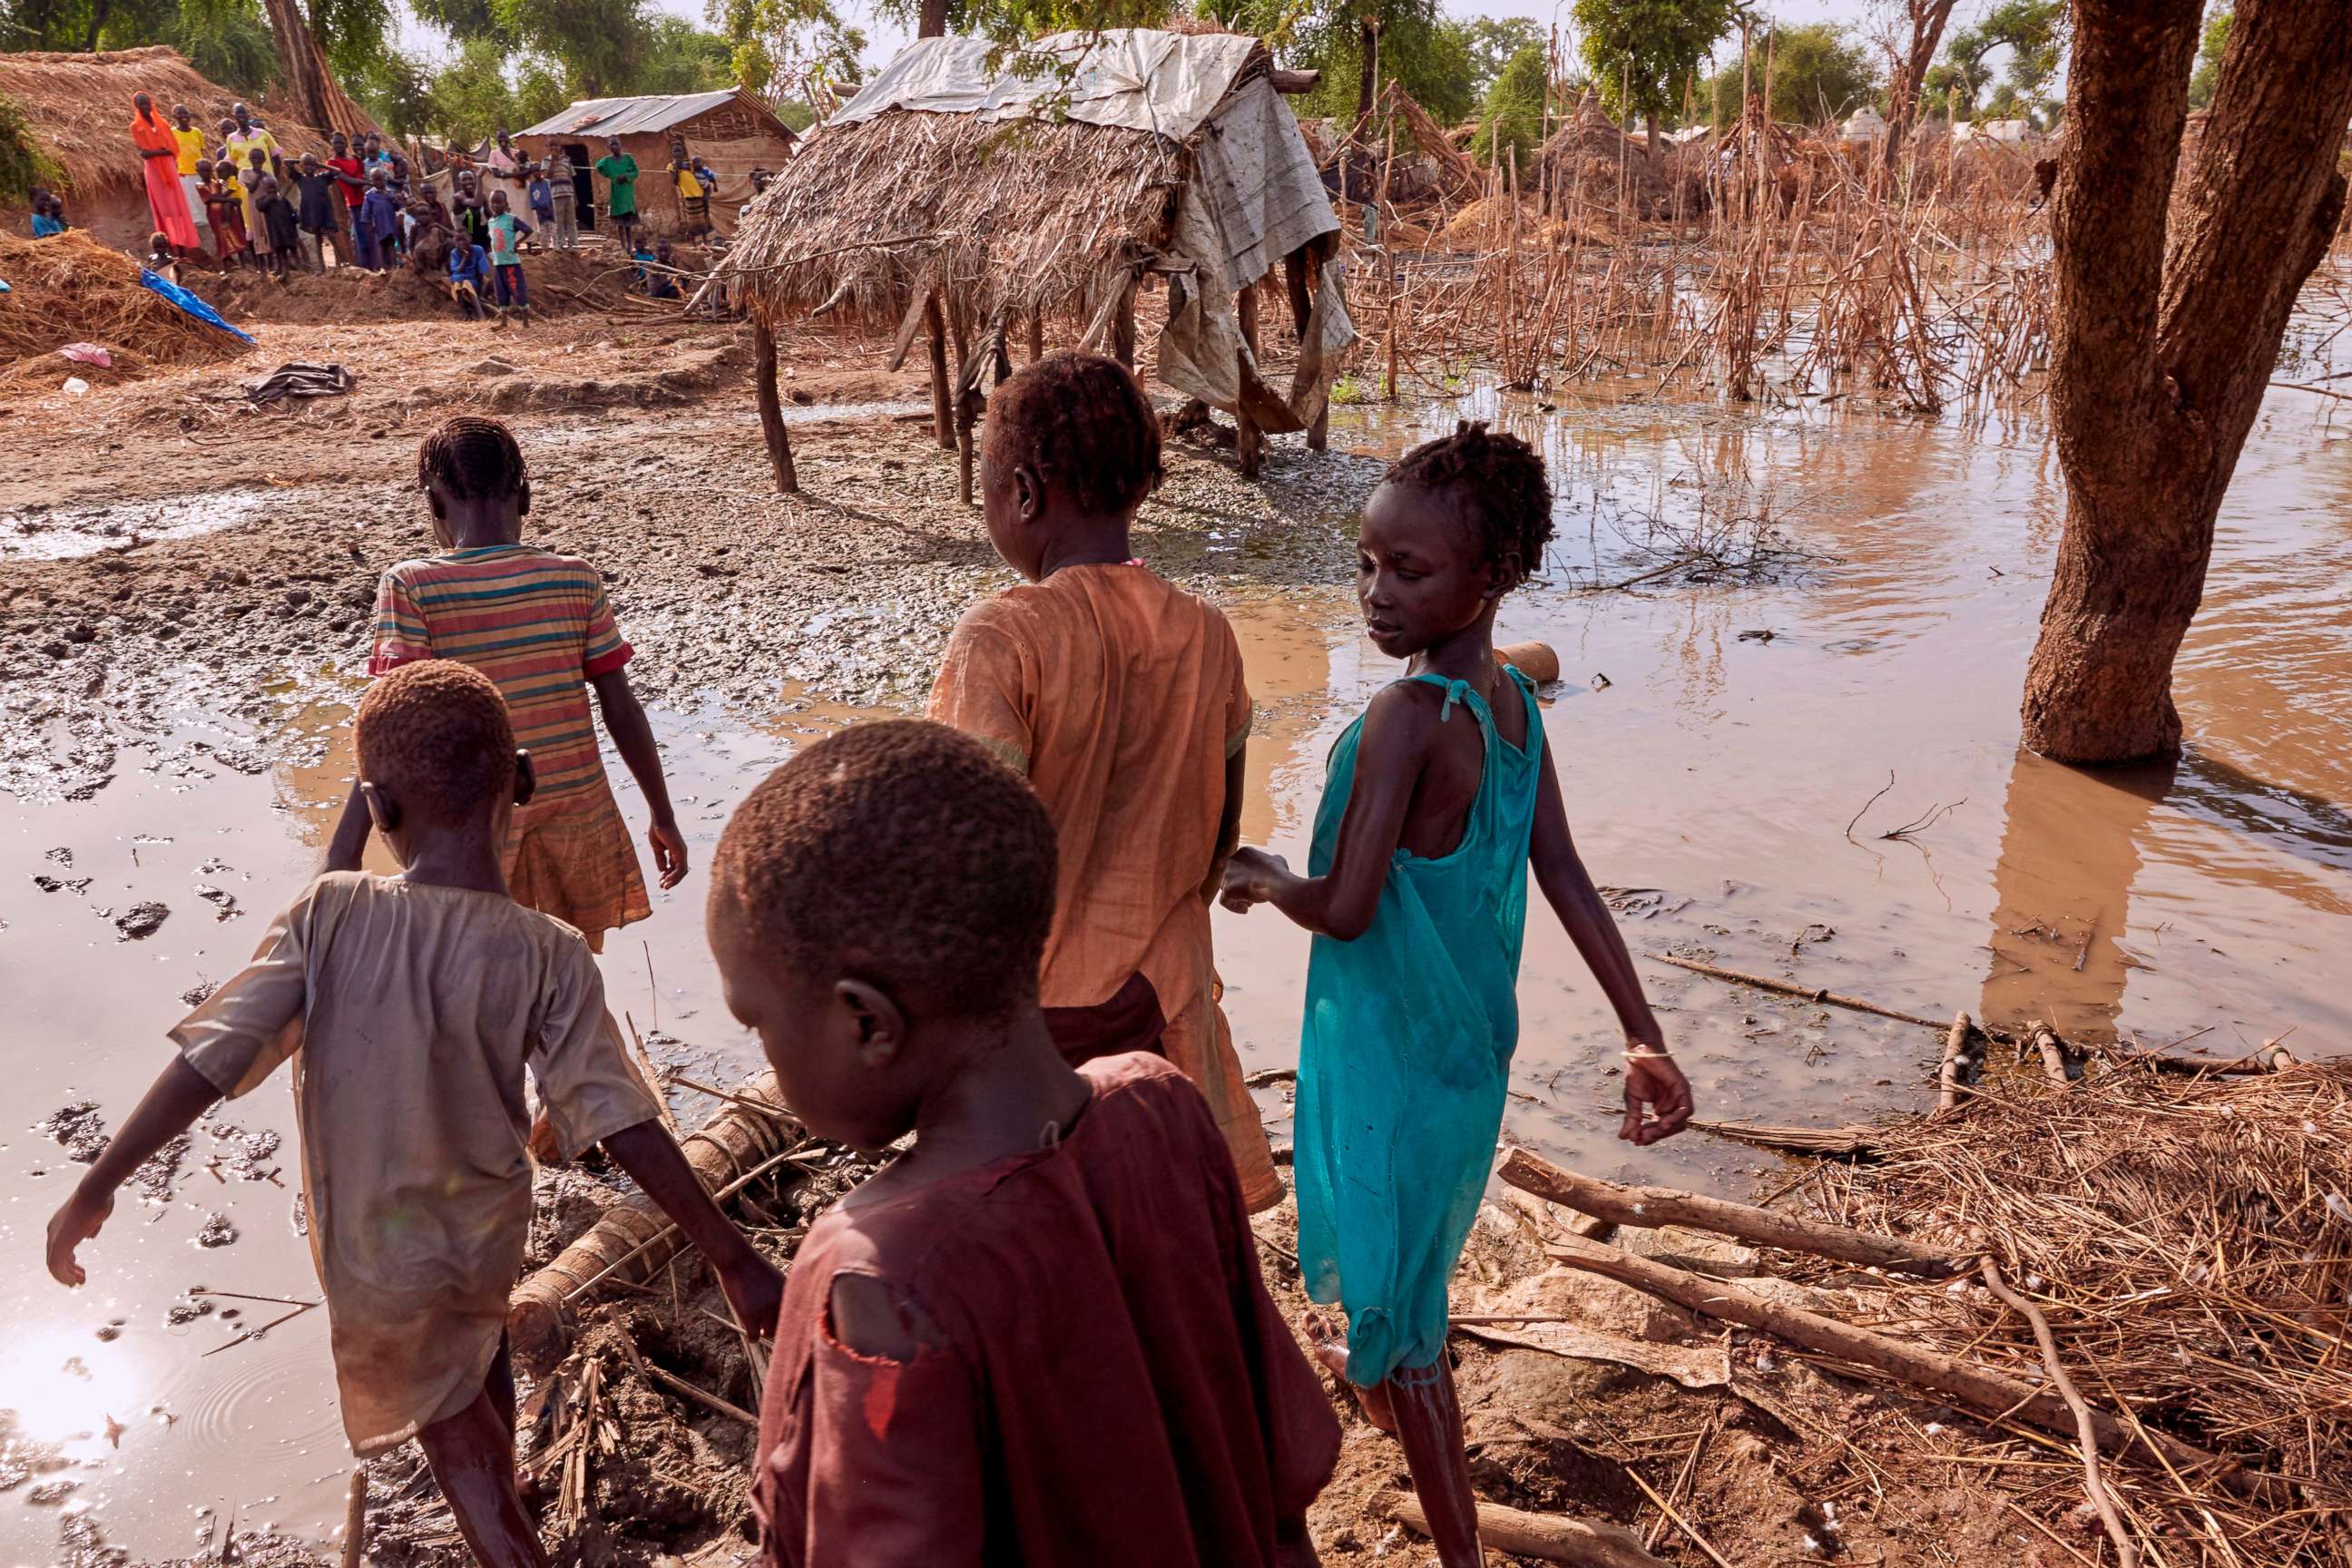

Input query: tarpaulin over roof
[520,90,761,141]
[830,29,1260,140]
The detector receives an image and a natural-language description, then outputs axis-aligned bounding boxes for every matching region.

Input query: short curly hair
[980,351,1163,516]
[356,660,515,819]
[1383,421,1553,588]
[710,721,1057,1022]
[416,414,527,503]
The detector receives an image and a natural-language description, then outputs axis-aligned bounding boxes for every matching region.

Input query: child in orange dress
[326,416,686,949]
[926,352,1279,1210]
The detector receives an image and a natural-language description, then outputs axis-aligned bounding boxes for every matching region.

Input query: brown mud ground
[6,284,2349,1565]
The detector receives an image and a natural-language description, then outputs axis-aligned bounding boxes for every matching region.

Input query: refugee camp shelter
[515,90,799,238]
[0,46,344,249]
[725,28,1353,492]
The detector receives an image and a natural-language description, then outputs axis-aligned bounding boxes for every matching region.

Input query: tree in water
[1572,0,1739,154]
[1871,0,1960,179]
[2025,0,2352,762]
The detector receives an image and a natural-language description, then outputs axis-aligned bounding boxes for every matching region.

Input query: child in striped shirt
[327,416,687,949]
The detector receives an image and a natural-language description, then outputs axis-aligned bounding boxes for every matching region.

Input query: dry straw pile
[1797,1058,2351,1566]
[0,230,250,390]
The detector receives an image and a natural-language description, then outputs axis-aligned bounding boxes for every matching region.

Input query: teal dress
[1294,667,1544,1386]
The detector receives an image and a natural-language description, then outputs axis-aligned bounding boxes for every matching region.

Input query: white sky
[401,0,1906,79]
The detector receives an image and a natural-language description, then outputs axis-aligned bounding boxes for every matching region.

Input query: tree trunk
[1881,0,1960,182]
[918,0,947,36]
[1354,16,1379,133]
[2024,0,2352,763]
[925,293,954,450]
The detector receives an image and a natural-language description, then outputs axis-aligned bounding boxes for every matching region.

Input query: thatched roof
[728,30,1283,331]
[1536,97,1678,220]
[0,46,338,201]
[731,111,1186,328]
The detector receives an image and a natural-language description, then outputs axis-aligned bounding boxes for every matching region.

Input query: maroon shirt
[752,1053,1338,1567]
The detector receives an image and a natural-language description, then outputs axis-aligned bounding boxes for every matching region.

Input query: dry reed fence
[1319,96,2056,416]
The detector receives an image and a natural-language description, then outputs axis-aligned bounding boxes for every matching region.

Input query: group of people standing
[111,99,671,314]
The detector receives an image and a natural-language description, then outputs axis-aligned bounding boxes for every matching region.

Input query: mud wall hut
[515,90,799,240]
[724,28,1354,491]
[0,45,345,250]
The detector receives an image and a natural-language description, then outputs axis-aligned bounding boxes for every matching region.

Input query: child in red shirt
[710,721,1337,1567]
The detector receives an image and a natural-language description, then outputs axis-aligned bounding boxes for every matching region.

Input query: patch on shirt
[860,1360,902,1442]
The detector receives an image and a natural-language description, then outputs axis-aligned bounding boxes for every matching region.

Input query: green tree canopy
[1470,38,1546,168]
[1573,0,1737,131]
[2188,3,2230,110]
[1698,22,1877,126]
[1924,0,2065,122]
[1458,15,1544,97]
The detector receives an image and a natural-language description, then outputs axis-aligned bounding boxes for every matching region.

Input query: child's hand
[647,821,690,889]
[718,1255,785,1341]
[1620,1048,1692,1146]
[1220,848,1290,912]
[45,1188,113,1287]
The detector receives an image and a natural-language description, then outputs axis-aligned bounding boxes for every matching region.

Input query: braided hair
[1384,421,1553,588]
[416,414,527,503]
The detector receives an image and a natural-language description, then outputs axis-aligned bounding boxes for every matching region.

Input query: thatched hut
[725,28,1353,491]
[1534,96,1681,220]
[515,90,799,240]
[0,46,342,248]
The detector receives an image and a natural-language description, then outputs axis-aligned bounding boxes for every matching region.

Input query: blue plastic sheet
[138,268,255,344]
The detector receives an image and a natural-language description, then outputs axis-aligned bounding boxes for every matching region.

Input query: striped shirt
[367,545,649,941]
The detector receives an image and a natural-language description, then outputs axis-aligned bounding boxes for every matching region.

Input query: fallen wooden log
[1542,1230,2255,1496]
[2029,1023,2072,1089]
[1373,1492,1666,1567]
[1498,1148,1971,1279]
[508,1070,802,1377]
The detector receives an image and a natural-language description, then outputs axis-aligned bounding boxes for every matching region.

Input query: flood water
[5,368,2349,1559]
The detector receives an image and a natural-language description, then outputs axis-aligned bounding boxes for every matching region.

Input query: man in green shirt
[594,135,641,253]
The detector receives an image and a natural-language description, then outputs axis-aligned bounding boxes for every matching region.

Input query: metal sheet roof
[519,90,757,141]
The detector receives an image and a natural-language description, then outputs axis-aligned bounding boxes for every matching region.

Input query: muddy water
[6,381,2350,1559]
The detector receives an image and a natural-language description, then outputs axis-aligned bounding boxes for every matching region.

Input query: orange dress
[927,563,1279,1210]
[131,103,201,250]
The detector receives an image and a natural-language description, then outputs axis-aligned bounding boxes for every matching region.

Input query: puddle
[1,489,329,564]
[5,371,2350,1558]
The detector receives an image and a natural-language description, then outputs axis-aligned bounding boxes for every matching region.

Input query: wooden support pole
[750,323,798,495]
[1111,275,1137,368]
[924,293,953,450]
[339,1466,367,1568]
[1498,1148,1970,1278]
[1027,305,1044,363]
[1374,1493,1665,1567]
[1235,281,1263,478]
[1543,1230,2254,1495]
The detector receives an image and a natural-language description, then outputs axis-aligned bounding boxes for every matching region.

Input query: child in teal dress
[1221,422,1694,1567]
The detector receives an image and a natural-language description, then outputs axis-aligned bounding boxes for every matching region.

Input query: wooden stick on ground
[1651,954,2014,1040]
[1979,1259,2137,1568]
[2029,1023,2072,1090]
[1499,1148,1972,1278]
[1372,1493,1666,1567]
[339,1466,366,1568]
[642,1361,758,1426]
[1541,1230,2251,1495]
[1621,1465,1736,1568]
[1938,1009,1975,1112]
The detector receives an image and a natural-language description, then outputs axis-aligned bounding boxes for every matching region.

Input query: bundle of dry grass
[1537,98,1679,220]
[0,230,250,389]
[729,109,1187,332]
[1795,1059,2351,1565]
[0,46,336,202]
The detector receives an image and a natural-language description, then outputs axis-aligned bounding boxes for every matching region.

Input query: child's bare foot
[1301,1310,1396,1434]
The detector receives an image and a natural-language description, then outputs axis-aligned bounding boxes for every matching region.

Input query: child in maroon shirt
[708,721,1337,1567]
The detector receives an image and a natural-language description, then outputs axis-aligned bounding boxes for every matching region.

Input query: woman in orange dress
[131,93,201,254]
